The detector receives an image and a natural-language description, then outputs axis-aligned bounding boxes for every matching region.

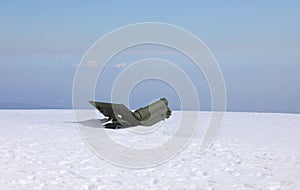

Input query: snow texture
[0,110,299,189]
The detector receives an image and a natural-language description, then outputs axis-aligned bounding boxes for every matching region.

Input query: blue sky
[0,1,299,112]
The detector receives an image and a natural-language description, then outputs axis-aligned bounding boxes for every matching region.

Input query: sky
[0,1,299,113]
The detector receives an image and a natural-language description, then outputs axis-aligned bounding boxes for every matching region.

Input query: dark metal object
[89,98,172,129]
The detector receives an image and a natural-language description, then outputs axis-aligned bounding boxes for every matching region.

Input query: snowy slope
[0,110,299,189]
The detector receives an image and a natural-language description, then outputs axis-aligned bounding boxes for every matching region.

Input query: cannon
[89,98,172,129]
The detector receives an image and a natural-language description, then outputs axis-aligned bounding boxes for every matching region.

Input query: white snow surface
[0,110,300,189]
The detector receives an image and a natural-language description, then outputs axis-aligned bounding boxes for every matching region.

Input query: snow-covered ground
[0,110,299,189]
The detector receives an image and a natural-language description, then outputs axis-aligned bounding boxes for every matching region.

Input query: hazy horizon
[0,1,299,113]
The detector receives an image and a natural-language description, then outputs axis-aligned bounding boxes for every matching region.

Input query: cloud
[114,63,126,68]
[73,61,127,69]
[86,60,97,67]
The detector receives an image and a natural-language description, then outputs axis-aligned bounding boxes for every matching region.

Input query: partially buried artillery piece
[89,98,172,129]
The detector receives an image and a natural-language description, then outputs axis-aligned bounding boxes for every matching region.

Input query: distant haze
[0,1,299,113]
